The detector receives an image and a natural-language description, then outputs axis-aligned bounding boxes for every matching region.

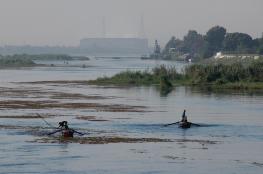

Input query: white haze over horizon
[0,0,262,47]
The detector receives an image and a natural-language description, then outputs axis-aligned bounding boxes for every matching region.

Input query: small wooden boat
[61,129,74,138]
[178,122,192,129]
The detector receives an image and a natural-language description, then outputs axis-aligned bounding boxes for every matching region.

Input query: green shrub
[0,56,35,67]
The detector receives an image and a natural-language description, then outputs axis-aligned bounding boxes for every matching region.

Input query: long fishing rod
[36,113,56,129]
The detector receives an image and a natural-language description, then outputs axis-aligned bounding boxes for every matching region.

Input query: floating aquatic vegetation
[163,155,186,160]
[0,100,148,112]
[0,87,112,100]
[0,115,53,119]
[28,136,218,145]
[75,116,109,122]
[29,136,172,144]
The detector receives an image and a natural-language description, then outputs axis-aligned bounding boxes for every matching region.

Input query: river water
[0,57,262,174]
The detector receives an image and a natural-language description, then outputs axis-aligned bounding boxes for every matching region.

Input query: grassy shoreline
[0,54,90,68]
[89,75,263,89]
[89,60,263,90]
[0,57,36,67]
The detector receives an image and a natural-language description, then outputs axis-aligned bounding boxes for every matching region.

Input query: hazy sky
[0,0,262,46]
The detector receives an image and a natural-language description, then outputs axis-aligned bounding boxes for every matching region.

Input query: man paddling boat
[164,110,200,128]
[178,110,191,128]
[181,109,187,122]
[47,121,85,137]
[59,121,74,137]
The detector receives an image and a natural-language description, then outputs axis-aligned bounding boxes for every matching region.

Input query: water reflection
[185,86,263,97]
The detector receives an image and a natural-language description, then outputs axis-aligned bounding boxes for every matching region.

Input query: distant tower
[102,16,106,38]
[154,40,161,54]
[138,14,146,38]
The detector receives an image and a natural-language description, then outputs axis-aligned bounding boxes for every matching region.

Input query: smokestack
[138,14,145,38]
[102,16,106,38]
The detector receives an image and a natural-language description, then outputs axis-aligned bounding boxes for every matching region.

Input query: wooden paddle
[191,123,201,127]
[47,129,63,135]
[164,122,201,127]
[163,121,179,127]
[72,129,85,136]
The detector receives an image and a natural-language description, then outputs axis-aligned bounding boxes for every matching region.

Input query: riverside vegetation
[89,58,263,90]
[0,55,36,67]
[0,54,88,67]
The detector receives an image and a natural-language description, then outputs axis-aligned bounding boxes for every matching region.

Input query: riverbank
[0,54,89,68]
[89,59,263,89]
[0,55,36,67]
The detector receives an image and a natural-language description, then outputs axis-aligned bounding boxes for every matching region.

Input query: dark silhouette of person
[59,121,69,129]
[181,110,188,122]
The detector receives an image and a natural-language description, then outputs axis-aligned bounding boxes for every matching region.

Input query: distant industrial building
[79,38,149,55]
[0,16,149,56]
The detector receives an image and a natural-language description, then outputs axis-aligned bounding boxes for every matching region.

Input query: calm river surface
[0,57,262,174]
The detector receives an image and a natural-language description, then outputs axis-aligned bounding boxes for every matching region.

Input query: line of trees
[163,26,263,60]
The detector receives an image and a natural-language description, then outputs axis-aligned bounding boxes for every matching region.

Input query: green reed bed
[90,59,263,89]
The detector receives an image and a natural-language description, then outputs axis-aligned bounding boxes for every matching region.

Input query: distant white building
[214,52,261,60]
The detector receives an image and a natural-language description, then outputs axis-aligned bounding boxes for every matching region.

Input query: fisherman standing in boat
[181,109,187,122]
